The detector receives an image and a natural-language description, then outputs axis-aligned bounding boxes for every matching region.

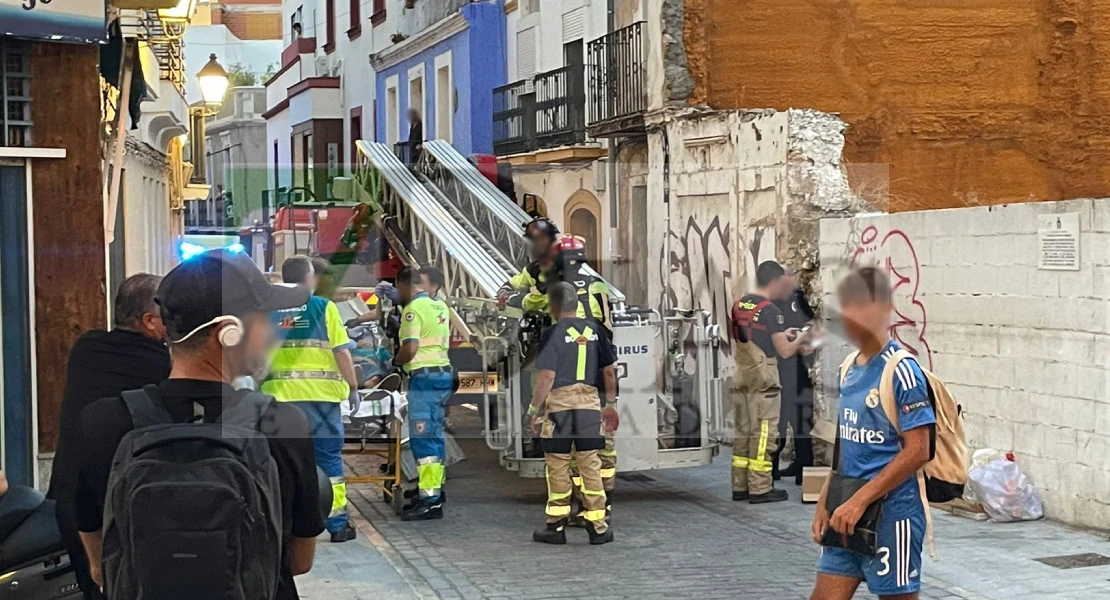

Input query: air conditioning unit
[523,0,540,15]
[329,58,343,77]
[315,55,329,77]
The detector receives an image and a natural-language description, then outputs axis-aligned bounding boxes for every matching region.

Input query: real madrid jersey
[838,340,935,498]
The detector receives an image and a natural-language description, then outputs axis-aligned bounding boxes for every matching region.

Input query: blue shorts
[817,490,926,596]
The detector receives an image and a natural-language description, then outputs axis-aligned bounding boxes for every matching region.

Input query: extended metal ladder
[419,140,625,303]
[354,140,511,299]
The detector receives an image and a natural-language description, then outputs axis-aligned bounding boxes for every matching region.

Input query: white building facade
[266,0,375,198]
[497,0,613,276]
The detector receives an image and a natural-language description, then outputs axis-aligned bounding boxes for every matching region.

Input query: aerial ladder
[352,140,725,477]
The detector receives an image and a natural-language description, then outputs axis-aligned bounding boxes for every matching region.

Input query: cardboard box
[801,466,831,504]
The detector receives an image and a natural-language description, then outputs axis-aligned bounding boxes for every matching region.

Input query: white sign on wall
[1037,212,1080,271]
[0,0,106,44]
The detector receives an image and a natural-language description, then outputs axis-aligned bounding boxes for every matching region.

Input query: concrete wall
[818,200,1110,529]
[685,0,1110,212]
[643,108,852,379]
[208,88,271,226]
[371,0,471,55]
[511,162,612,273]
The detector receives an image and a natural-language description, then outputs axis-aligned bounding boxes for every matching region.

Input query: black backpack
[101,385,283,600]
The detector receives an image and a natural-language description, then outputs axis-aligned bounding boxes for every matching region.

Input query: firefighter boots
[533,519,568,545]
[585,521,614,545]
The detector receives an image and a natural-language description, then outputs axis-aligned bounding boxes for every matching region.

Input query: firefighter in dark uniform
[528,282,619,545]
[730,261,809,504]
[772,269,817,484]
[543,235,618,520]
[499,228,619,510]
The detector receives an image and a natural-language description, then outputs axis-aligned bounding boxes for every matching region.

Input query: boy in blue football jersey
[812,267,936,600]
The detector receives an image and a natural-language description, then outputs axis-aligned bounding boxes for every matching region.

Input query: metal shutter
[517,27,537,88]
[562,8,585,43]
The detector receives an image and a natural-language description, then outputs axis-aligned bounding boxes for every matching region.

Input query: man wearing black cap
[69,250,325,600]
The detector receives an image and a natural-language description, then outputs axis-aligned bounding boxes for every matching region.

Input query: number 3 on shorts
[875,547,890,577]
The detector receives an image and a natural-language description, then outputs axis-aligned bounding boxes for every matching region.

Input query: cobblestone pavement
[294,509,419,600]
[338,418,1110,600]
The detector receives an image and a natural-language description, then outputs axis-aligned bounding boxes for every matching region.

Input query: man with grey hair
[50,273,172,600]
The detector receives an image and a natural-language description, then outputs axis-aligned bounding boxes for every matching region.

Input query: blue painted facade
[375,0,506,155]
[0,165,32,486]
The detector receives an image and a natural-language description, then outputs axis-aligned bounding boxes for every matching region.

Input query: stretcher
[342,388,407,514]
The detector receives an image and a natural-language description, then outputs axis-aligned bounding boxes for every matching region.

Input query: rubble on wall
[661,0,695,103]
[785,109,853,213]
[781,110,857,427]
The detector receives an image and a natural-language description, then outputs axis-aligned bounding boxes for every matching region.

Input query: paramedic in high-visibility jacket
[394,266,453,521]
[264,256,361,543]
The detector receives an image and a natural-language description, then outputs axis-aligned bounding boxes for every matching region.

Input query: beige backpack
[839,348,969,557]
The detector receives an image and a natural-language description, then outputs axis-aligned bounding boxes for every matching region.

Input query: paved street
[293,411,1110,600]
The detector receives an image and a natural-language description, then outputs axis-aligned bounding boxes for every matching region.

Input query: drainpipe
[606,0,619,285]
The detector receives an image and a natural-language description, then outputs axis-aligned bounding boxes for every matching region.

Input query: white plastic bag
[966,459,1044,522]
[964,448,1006,503]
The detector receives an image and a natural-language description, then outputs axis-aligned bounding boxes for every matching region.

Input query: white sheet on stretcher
[341,390,406,421]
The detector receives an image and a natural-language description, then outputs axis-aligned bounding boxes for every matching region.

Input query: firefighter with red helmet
[498,221,618,513]
[542,234,618,521]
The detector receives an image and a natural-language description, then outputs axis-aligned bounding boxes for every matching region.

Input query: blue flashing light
[226,242,246,254]
[179,241,207,261]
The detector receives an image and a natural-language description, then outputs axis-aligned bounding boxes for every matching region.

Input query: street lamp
[196,53,230,114]
[158,0,199,23]
[189,54,229,185]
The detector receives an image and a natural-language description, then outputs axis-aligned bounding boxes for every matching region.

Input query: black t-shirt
[732,293,786,358]
[536,317,616,390]
[49,329,171,512]
[72,379,325,600]
[775,288,815,392]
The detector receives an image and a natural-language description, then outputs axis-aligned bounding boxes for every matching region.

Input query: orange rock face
[688,0,1110,211]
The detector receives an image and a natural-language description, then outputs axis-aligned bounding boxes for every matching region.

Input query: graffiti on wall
[850,225,933,369]
[656,205,779,376]
[658,214,734,363]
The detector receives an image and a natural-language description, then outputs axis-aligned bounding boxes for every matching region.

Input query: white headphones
[172,315,245,347]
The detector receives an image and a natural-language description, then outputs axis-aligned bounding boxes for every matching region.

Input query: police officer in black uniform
[771,269,816,484]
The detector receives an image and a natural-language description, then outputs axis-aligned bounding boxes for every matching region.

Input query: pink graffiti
[851,225,933,370]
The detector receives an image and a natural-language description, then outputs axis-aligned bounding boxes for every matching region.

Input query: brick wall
[818,199,1110,529]
[211,4,283,40]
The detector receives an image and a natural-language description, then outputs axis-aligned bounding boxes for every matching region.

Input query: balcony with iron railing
[493,64,596,161]
[587,21,646,138]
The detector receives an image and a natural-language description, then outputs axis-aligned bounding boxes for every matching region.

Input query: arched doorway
[564,189,602,273]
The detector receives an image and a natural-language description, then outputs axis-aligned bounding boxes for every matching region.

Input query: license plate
[455,372,499,393]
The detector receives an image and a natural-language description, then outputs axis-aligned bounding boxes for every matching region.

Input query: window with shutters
[1,43,31,147]
[348,0,362,39]
[372,0,386,26]
[562,8,585,46]
[516,27,537,90]
[324,0,336,52]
